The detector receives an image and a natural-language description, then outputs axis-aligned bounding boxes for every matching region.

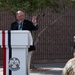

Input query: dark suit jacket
[11,19,38,51]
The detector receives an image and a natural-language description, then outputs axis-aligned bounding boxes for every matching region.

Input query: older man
[10,10,38,75]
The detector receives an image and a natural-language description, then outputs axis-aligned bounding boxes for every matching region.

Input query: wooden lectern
[0,30,33,75]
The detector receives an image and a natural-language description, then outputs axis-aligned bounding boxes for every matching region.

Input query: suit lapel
[22,20,26,30]
[13,22,18,30]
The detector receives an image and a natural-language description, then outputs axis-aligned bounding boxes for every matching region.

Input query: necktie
[18,22,23,30]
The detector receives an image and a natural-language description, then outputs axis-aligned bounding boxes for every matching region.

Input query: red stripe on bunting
[2,30,6,75]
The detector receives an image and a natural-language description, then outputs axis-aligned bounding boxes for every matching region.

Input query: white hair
[16,10,24,15]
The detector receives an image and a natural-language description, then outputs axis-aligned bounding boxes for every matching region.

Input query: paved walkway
[0,68,63,75]
[0,63,66,75]
[31,63,65,75]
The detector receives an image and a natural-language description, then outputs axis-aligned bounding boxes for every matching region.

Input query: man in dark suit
[10,10,38,75]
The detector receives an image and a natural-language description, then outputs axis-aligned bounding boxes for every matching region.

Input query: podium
[0,30,33,75]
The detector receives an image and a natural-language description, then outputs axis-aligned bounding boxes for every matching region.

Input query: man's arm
[31,16,38,30]
[30,21,38,30]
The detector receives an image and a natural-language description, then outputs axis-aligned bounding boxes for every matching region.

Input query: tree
[0,0,74,45]
[0,0,73,14]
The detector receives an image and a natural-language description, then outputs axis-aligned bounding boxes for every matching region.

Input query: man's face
[16,11,25,21]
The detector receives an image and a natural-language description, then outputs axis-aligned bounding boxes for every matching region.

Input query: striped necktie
[18,21,23,30]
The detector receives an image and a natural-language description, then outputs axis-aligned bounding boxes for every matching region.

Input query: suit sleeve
[30,21,38,30]
[10,22,17,30]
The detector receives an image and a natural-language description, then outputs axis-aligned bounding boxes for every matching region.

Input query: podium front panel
[11,33,28,46]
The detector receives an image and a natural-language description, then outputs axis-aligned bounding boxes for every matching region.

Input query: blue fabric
[18,22,23,30]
